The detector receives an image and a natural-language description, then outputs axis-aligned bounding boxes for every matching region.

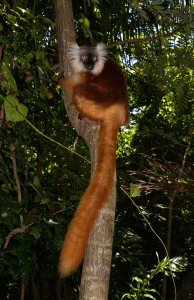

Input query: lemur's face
[79,51,97,71]
[68,43,108,75]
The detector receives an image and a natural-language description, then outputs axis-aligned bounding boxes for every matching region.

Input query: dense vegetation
[0,0,194,299]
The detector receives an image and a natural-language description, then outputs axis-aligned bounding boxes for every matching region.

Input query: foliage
[0,1,86,298]
[1,0,194,299]
[121,255,188,299]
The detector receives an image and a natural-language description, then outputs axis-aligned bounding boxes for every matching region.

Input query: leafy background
[0,0,194,299]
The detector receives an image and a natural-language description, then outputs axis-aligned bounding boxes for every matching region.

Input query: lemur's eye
[81,55,87,61]
[92,55,97,61]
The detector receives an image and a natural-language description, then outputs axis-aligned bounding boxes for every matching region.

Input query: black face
[81,53,97,70]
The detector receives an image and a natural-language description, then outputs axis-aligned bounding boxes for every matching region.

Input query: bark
[178,270,194,300]
[31,276,40,300]
[54,1,116,299]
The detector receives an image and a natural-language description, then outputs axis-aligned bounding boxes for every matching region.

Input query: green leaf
[33,176,41,189]
[1,65,17,92]
[83,16,90,30]
[4,95,28,122]
[132,277,143,283]
[35,49,45,60]
[130,183,141,197]
[144,294,157,299]
[30,225,42,239]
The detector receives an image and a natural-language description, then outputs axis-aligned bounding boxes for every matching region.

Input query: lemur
[58,43,129,277]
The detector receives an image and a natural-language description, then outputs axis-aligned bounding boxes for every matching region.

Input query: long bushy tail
[59,120,118,277]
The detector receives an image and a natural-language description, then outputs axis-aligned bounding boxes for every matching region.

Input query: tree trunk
[178,270,194,300]
[54,1,116,299]
[79,127,116,300]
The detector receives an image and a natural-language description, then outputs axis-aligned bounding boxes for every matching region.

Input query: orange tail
[59,120,118,277]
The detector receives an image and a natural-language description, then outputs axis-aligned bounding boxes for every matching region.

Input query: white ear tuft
[68,43,80,59]
[91,43,108,75]
[68,43,85,73]
[96,43,108,61]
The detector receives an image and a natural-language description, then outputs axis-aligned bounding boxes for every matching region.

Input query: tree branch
[107,23,186,48]
[3,223,35,249]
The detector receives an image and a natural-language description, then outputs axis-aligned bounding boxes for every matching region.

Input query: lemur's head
[68,43,108,75]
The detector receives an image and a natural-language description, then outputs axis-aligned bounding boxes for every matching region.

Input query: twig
[0,44,4,61]
[3,223,35,249]
[0,105,4,148]
[10,143,23,225]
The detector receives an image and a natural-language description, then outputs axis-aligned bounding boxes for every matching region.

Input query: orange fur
[58,55,129,277]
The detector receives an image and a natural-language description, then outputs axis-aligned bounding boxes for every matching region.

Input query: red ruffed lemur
[58,43,129,277]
